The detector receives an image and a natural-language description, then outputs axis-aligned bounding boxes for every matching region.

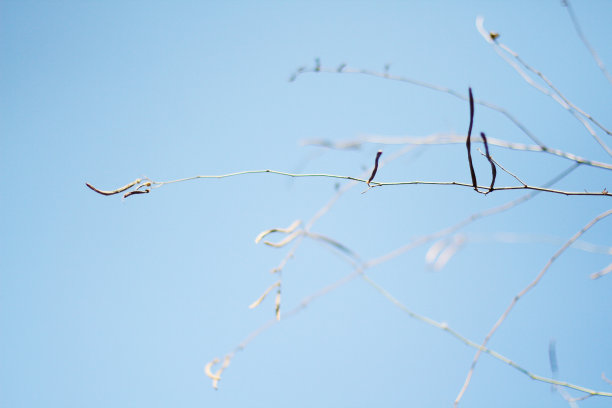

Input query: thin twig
[466,88,479,192]
[362,273,612,399]
[476,16,612,156]
[590,262,612,280]
[302,133,612,171]
[367,150,383,186]
[147,169,611,197]
[291,66,547,147]
[204,164,579,389]
[367,164,580,268]
[478,148,526,187]
[562,0,612,85]
[454,208,612,407]
[480,132,497,193]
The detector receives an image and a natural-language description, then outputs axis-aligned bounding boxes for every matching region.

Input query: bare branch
[476,16,612,156]
[303,133,612,171]
[290,65,547,147]
[562,0,612,85]
[466,88,479,192]
[454,208,612,406]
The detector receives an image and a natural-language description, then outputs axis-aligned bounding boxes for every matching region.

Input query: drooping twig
[480,132,497,193]
[562,0,612,86]
[367,150,383,186]
[466,88,479,192]
[454,208,612,407]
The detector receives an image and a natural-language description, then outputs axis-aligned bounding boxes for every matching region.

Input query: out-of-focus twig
[454,208,612,406]
[290,64,547,148]
[476,16,612,156]
[302,133,612,171]
[562,0,612,85]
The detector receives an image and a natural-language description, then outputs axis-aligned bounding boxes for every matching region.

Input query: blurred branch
[454,208,612,406]
[562,0,612,85]
[204,164,579,389]
[290,64,547,148]
[476,16,612,156]
[362,273,612,400]
[302,133,612,171]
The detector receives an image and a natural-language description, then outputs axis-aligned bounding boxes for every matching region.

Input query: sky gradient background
[1,1,611,407]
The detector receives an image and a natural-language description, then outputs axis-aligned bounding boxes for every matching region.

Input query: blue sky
[1,1,611,407]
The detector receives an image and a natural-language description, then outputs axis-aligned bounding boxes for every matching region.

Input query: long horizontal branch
[302,133,612,171]
[141,170,612,197]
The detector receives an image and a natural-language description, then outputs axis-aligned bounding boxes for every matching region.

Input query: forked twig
[362,273,612,400]
[477,148,525,188]
[204,164,579,389]
[454,208,612,406]
[476,16,612,156]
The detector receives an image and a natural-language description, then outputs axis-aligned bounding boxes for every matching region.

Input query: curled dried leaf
[86,178,141,196]
[205,359,221,382]
[248,281,281,309]
[205,356,232,390]
[255,220,301,244]
[123,189,149,198]
[263,229,301,248]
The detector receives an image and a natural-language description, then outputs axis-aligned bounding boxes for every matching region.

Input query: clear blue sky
[1,1,611,407]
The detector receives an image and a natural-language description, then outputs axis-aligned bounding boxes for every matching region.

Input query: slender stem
[454,208,612,406]
[148,169,611,197]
